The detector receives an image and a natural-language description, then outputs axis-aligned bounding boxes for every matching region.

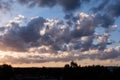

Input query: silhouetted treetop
[0,64,14,80]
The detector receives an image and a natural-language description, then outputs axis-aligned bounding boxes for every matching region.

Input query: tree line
[0,61,120,80]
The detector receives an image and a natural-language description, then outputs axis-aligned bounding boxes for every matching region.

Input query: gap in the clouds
[108,17,120,48]
[95,27,105,35]
[95,26,120,49]
[94,27,106,45]
[115,17,120,29]
[0,2,65,27]
[78,0,95,14]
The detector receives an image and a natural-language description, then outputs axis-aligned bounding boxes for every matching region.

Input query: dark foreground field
[0,63,120,80]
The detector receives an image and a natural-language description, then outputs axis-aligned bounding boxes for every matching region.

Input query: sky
[0,0,120,67]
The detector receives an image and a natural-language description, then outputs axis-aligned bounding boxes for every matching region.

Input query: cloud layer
[0,13,111,52]
[0,46,120,64]
[0,0,120,64]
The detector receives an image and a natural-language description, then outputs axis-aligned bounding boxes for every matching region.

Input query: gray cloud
[0,16,45,52]
[88,47,120,60]
[91,0,120,28]
[0,0,12,12]
[17,0,57,8]
[107,0,120,17]
[0,11,116,52]
[100,14,114,28]
[0,27,6,32]
[20,17,45,43]
[0,0,119,64]
[71,14,96,38]
[1,46,120,64]
[91,0,109,13]
[17,0,81,12]
[64,13,73,20]
[58,0,80,12]
[0,31,27,51]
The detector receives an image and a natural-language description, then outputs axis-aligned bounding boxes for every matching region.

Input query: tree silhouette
[64,64,70,68]
[0,64,14,80]
[70,61,78,68]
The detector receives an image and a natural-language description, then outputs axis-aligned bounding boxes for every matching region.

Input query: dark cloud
[91,0,120,28]
[20,17,45,42]
[0,13,95,52]
[0,0,119,55]
[89,13,115,29]
[81,0,90,3]
[0,27,27,51]
[17,0,81,12]
[0,16,45,52]
[100,14,115,28]
[0,0,12,12]
[80,36,93,51]
[91,0,109,13]
[18,0,57,8]
[0,27,6,32]
[90,0,120,29]
[64,13,73,19]
[0,11,114,52]
[58,0,80,12]
[71,13,96,38]
[107,0,120,17]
